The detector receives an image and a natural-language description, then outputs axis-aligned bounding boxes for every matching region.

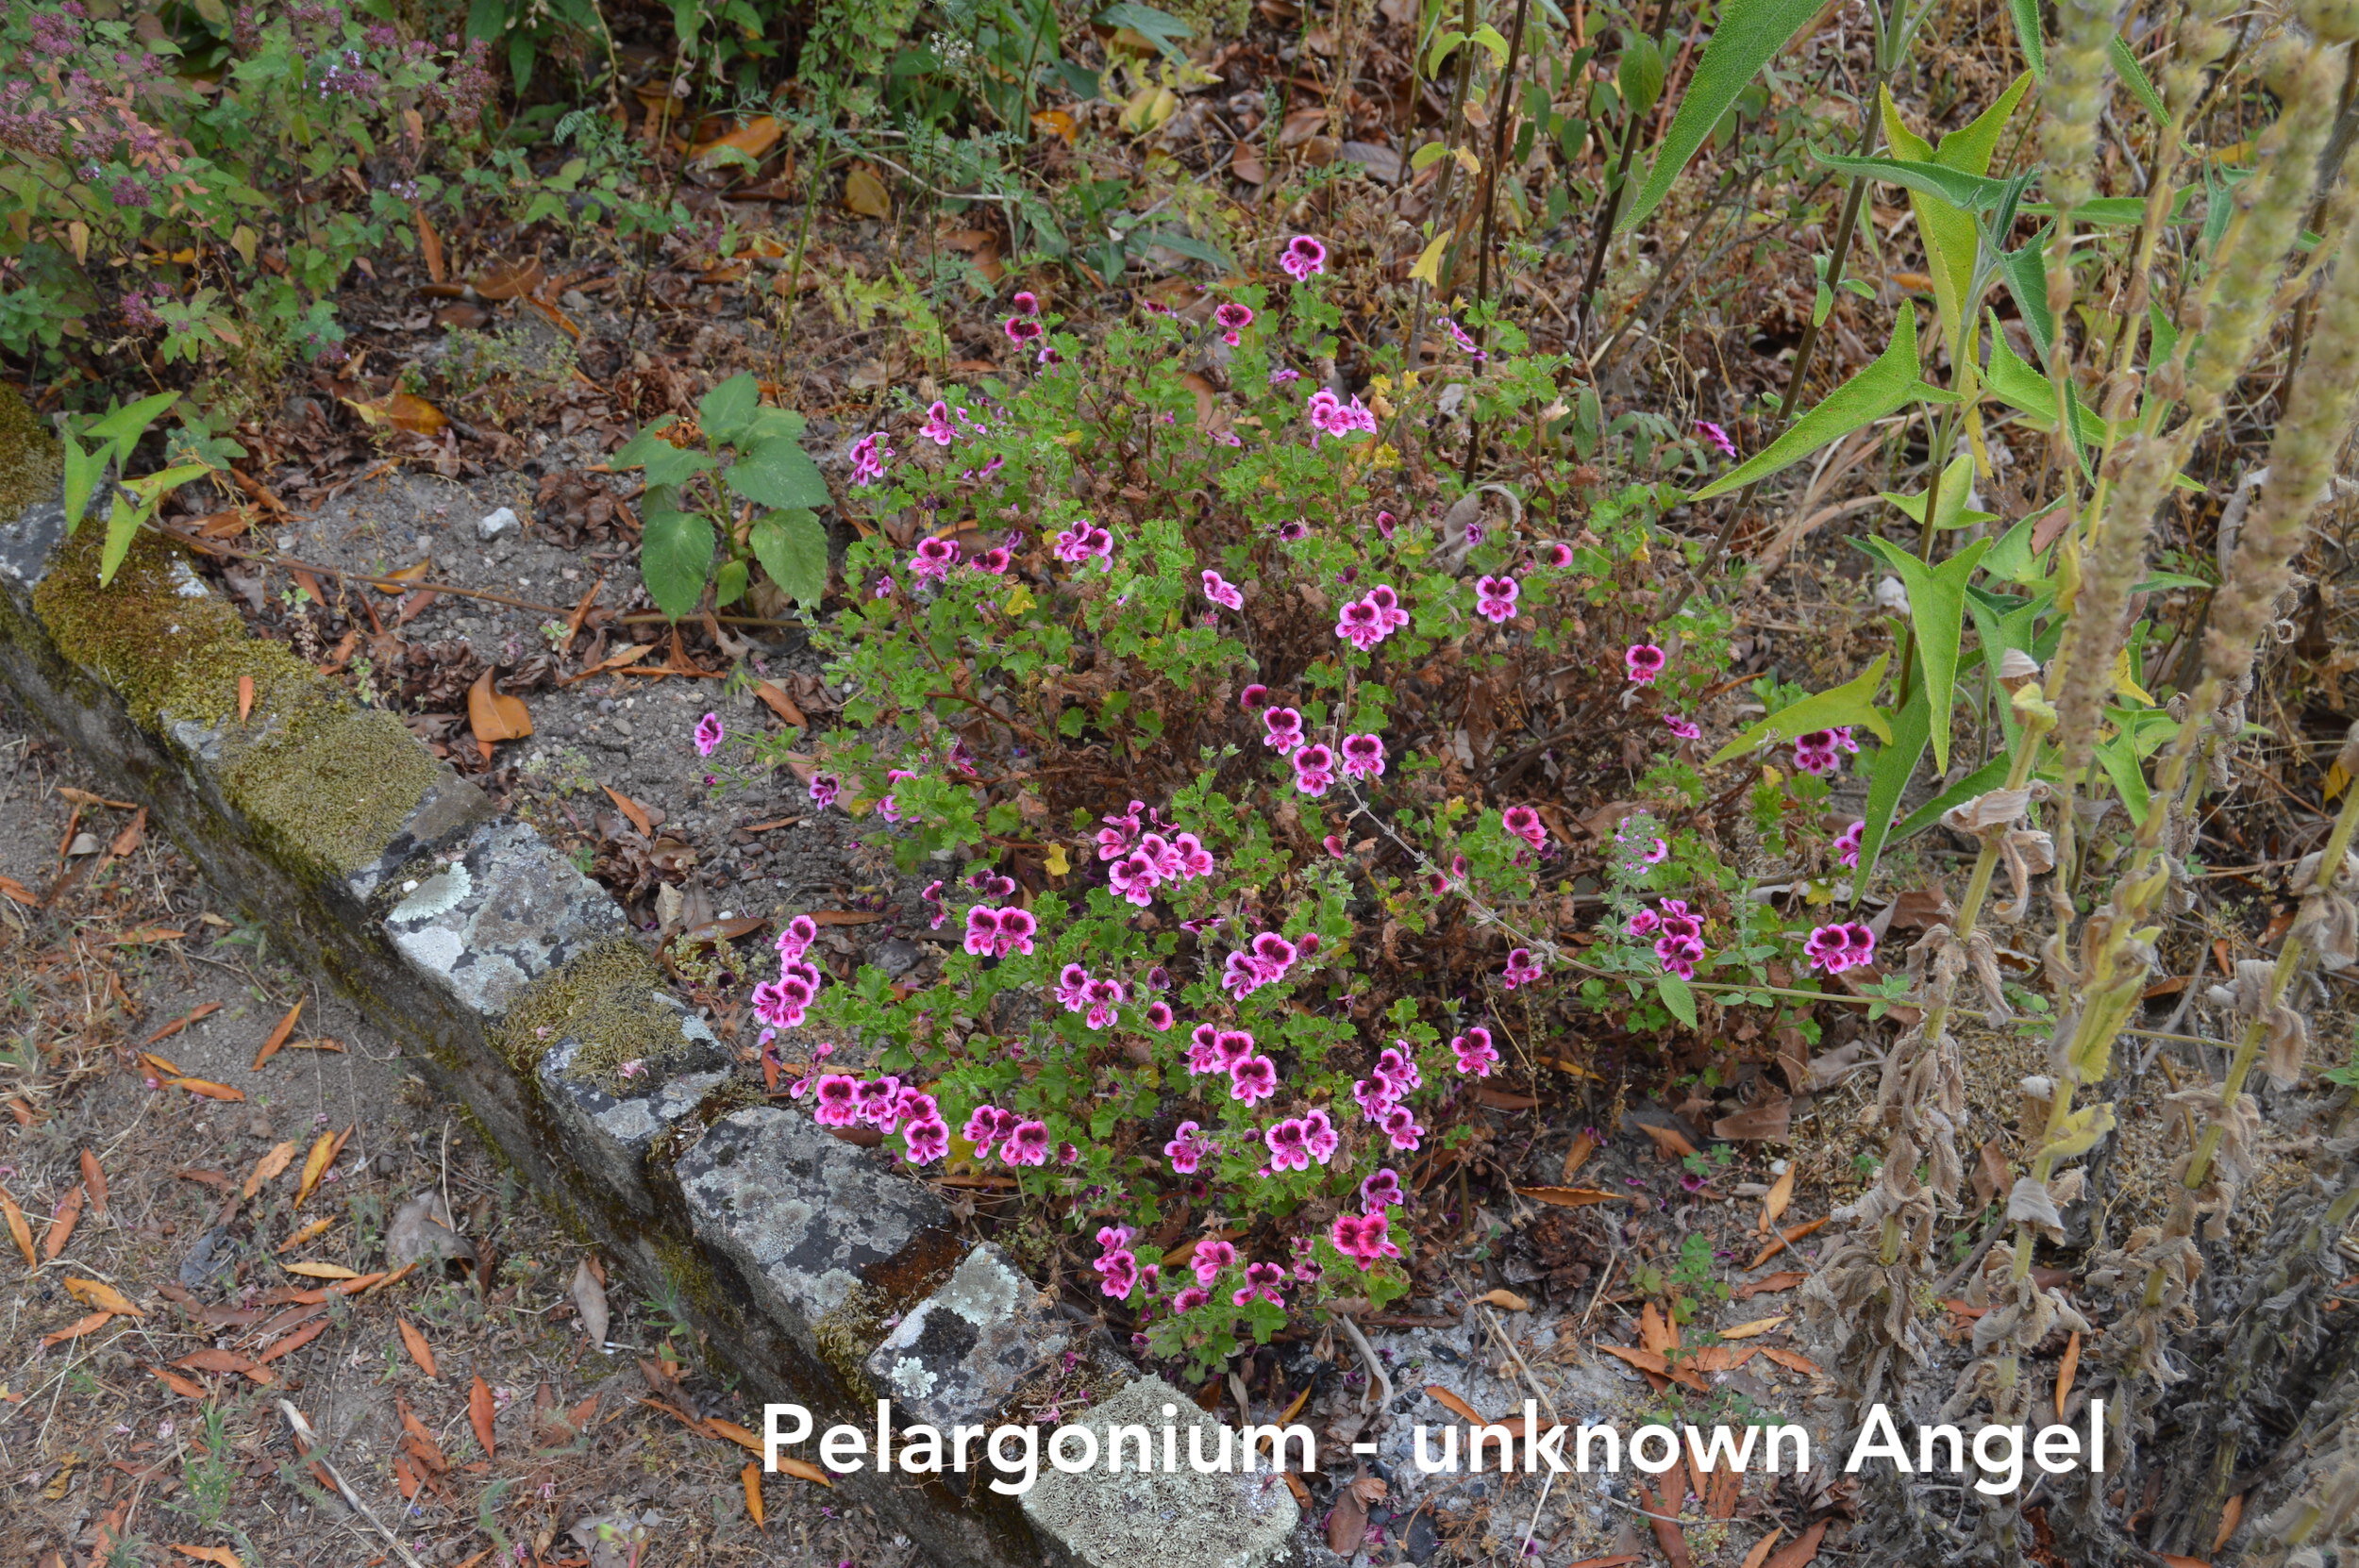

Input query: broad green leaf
[1706,653,1894,767]
[1859,535,1992,774]
[1469,22,1511,61]
[98,492,152,588]
[2093,726,2150,823]
[1655,972,1698,1027]
[640,500,715,621]
[1811,152,2016,211]
[1879,452,1993,531]
[1979,506,2059,587]
[1852,679,1930,900]
[1617,0,1824,233]
[86,391,180,448]
[61,428,101,531]
[2109,34,2169,125]
[697,373,761,447]
[1137,227,1238,274]
[2023,193,2189,226]
[1617,34,1665,122]
[1984,317,2104,464]
[713,556,749,608]
[1879,76,2031,353]
[122,462,211,502]
[1096,0,1193,58]
[750,508,829,607]
[612,420,718,489]
[740,405,808,443]
[1691,307,1947,502]
[2007,0,2044,79]
[1996,240,2055,360]
[726,436,831,510]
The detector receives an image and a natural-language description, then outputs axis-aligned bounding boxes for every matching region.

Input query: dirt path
[0,693,901,1568]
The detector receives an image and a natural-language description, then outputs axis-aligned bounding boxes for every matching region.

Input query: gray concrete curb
[0,412,1297,1568]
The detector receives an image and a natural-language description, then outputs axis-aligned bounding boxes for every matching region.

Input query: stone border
[0,419,1297,1568]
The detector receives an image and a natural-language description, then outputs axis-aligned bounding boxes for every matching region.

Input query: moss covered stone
[499,937,687,1089]
[0,384,61,520]
[33,526,439,875]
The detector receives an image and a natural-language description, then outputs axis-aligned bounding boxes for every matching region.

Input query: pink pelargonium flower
[962,1104,1013,1155]
[911,535,960,581]
[1261,707,1304,753]
[1695,418,1737,459]
[1202,570,1244,609]
[1501,805,1547,851]
[1263,1118,1313,1173]
[1835,819,1866,869]
[1665,712,1702,741]
[1501,947,1544,990]
[1095,1247,1140,1301]
[1229,1054,1279,1104]
[692,711,725,757]
[852,1076,904,1126]
[1365,583,1409,630]
[901,1116,949,1164]
[920,401,959,445]
[1794,730,1842,776]
[1214,300,1255,333]
[1004,315,1044,345]
[1373,1044,1421,1096]
[1192,1238,1238,1286]
[848,432,893,486]
[1165,1120,1211,1175]
[1301,1109,1338,1164]
[1361,1168,1403,1209]
[1232,1260,1286,1309]
[1172,1284,1212,1312]
[1280,234,1328,280]
[1001,1120,1051,1166]
[1624,642,1666,684]
[1379,1104,1424,1152]
[776,914,818,962]
[1109,850,1162,907]
[1803,921,1878,975]
[1292,744,1335,797]
[808,772,841,809]
[1305,388,1379,447]
[1331,1209,1403,1267]
[1051,522,1114,568]
[1339,733,1385,780]
[1475,575,1519,624]
[1450,1026,1499,1076]
[811,1075,861,1126]
[1334,594,1387,649]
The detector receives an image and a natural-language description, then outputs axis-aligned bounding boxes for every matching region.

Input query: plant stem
[1460,0,1534,480]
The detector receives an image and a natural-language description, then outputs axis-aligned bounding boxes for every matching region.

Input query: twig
[1336,1312,1397,1428]
[276,1400,429,1568]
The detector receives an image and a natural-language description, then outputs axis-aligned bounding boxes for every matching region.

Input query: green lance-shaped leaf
[1810,151,2017,211]
[1858,534,1992,775]
[1880,451,1996,533]
[1616,0,1827,234]
[1690,306,1949,502]
[639,492,715,621]
[750,508,830,607]
[1706,653,1894,768]
[61,427,102,532]
[1851,678,1930,899]
[2109,34,2168,125]
[2007,0,2044,80]
[1880,76,2032,353]
[99,461,210,587]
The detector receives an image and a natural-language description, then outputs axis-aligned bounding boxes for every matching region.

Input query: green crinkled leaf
[1656,971,1698,1027]
[1706,653,1894,767]
[1617,0,1825,234]
[1859,534,1991,775]
[611,419,718,490]
[640,497,715,621]
[727,436,831,510]
[1690,307,1945,502]
[697,373,761,447]
[750,507,829,607]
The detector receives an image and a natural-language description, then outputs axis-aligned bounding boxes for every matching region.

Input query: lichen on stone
[498,937,686,1090]
[814,1279,889,1402]
[0,384,61,520]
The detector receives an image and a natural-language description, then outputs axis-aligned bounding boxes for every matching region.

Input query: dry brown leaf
[1560,1131,1598,1180]
[1734,1270,1806,1299]
[344,392,448,435]
[707,1418,764,1454]
[57,785,136,809]
[1738,1529,1783,1568]
[2158,1559,2213,1568]
[687,114,782,172]
[252,999,304,1072]
[141,1000,220,1046]
[1641,1302,1680,1356]
[1596,1343,1708,1393]
[294,1128,347,1209]
[1764,1519,1829,1568]
[1748,1217,1828,1269]
[1718,1315,1786,1340]
[602,784,654,838]
[1516,1186,1624,1208]
[78,1149,109,1220]
[1475,1289,1530,1311]
[572,1257,610,1348]
[3,1189,36,1265]
[468,669,533,753]
[256,1316,331,1363]
[169,1542,243,1567]
[1714,1096,1793,1143]
[1423,1385,1488,1425]
[398,1317,439,1378]
[152,1364,208,1399]
[42,1184,83,1260]
[752,680,808,728]
[470,1375,496,1459]
[1473,1088,1541,1110]
[775,1456,832,1486]
[843,165,891,218]
[63,1277,142,1317]
[1636,1121,1698,1159]
[2215,1493,2246,1554]
[283,1262,363,1280]
[109,807,146,857]
[276,1216,334,1253]
[1327,1477,1370,1555]
[1755,1346,1823,1376]
[0,874,36,906]
[41,1309,112,1348]
[1685,1345,1757,1372]
[2056,1329,2081,1420]
[168,1077,245,1102]
[1761,1165,1795,1227]
[743,1461,767,1528]
[417,210,445,284]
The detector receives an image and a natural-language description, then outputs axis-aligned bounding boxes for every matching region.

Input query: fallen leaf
[706,1418,764,1454]
[1032,107,1079,144]
[470,258,546,299]
[468,669,533,754]
[417,210,446,283]
[1738,1530,1783,1568]
[1641,1301,1680,1356]
[237,675,254,724]
[743,1461,766,1528]
[1596,1343,1707,1393]
[344,392,449,435]
[142,1002,221,1047]
[1685,1345,1757,1372]
[2157,1559,2212,1568]
[1718,1315,1786,1340]
[1475,1289,1530,1311]
[1748,1217,1828,1270]
[1764,1519,1829,1568]
[398,1318,439,1378]
[1230,142,1268,182]
[387,1191,474,1266]
[1516,1186,1625,1208]
[3,1189,36,1265]
[843,165,891,218]
[2056,1329,2081,1420]
[56,786,136,809]
[152,1365,208,1399]
[283,1262,363,1280]
[41,1310,112,1348]
[1734,1270,1807,1299]
[1473,1088,1541,1110]
[256,1316,331,1363]
[1327,1476,1370,1554]
[285,1037,344,1054]
[1636,1121,1699,1159]
[0,875,35,905]
[470,1376,496,1459]
[109,808,147,857]
[42,1185,83,1260]
[1762,1165,1795,1227]
[1973,1139,2012,1209]
[139,1051,187,1078]
[1561,1131,1598,1179]
[602,784,654,838]
[174,1348,272,1382]
[1755,1346,1824,1376]
[78,1151,108,1221]
[752,680,808,727]
[63,1277,142,1317]
[1424,1385,1488,1425]
[572,1258,610,1348]
[1714,1096,1793,1142]
[167,1077,246,1103]
[252,999,304,1071]
[294,1130,343,1209]
[774,1456,832,1486]
[276,1217,335,1253]
[687,114,783,173]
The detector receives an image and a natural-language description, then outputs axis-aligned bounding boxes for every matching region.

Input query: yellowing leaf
[1408,232,1449,288]
[343,392,448,436]
[284,1261,364,1280]
[468,670,534,750]
[686,114,783,173]
[2111,645,2155,706]
[276,1217,335,1253]
[1719,1314,1787,1339]
[1762,1164,1796,1226]
[1475,1288,1530,1310]
[63,1277,143,1317]
[1043,842,1071,877]
[774,1456,832,1486]
[172,1546,245,1568]
[843,166,891,218]
[294,1129,342,1209]
[1004,583,1037,616]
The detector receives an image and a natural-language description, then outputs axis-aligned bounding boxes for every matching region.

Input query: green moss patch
[0,384,61,520]
[499,938,686,1091]
[34,526,438,875]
